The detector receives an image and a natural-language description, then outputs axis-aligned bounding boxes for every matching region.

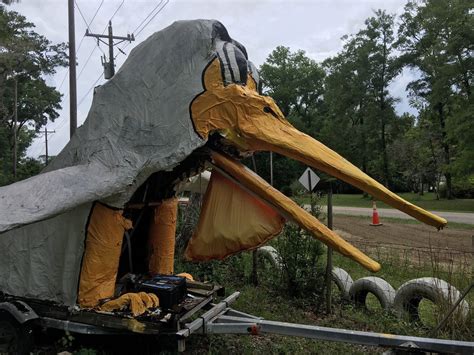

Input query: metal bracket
[0,301,38,324]
[180,301,474,354]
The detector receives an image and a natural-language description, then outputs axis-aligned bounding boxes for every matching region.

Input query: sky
[8,0,417,158]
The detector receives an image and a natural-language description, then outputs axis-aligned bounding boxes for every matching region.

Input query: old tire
[394,277,469,322]
[331,267,353,300]
[257,246,281,269]
[0,311,34,354]
[349,277,396,310]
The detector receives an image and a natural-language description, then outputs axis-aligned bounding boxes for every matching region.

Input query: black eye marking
[264,106,278,118]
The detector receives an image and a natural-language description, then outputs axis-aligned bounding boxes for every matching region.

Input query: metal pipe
[207,317,474,354]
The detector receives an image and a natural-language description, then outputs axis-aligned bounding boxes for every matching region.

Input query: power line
[77,46,98,80]
[131,0,163,35]
[107,0,125,27]
[135,0,169,38]
[77,71,103,107]
[77,0,126,81]
[59,1,104,92]
[88,0,105,29]
[119,0,169,55]
[75,0,91,31]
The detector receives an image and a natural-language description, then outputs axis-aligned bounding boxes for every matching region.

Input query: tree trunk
[437,103,453,199]
[379,31,390,188]
[360,113,369,198]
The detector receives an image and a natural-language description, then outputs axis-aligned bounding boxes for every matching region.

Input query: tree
[260,46,326,133]
[0,5,67,184]
[323,10,401,188]
[397,0,473,198]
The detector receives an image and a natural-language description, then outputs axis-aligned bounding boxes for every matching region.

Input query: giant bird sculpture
[0,20,446,313]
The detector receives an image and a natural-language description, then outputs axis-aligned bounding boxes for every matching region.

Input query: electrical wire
[59,0,104,91]
[76,46,98,80]
[106,0,125,29]
[135,0,169,38]
[87,0,105,29]
[75,0,90,31]
[131,0,163,35]
[119,0,169,55]
[77,71,103,107]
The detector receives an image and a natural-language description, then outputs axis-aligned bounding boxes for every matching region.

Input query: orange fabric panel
[99,292,159,317]
[148,197,178,275]
[210,151,382,272]
[185,171,285,261]
[78,203,132,308]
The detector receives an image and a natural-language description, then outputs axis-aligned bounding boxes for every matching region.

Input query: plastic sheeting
[185,170,285,261]
[78,203,132,308]
[0,19,224,234]
[0,203,92,305]
[209,151,382,272]
[0,20,238,305]
[190,57,447,230]
[148,197,179,275]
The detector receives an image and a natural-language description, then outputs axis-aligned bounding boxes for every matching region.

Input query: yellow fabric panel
[247,73,258,92]
[210,151,381,272]
[78,203,132,308]
[185,170,285,261]
[148,197,178,275]
[190,58,447,229]
[99,292,158,317]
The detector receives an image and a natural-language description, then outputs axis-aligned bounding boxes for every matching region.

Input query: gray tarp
[0,20,234,305]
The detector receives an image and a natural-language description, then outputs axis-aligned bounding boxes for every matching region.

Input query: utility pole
[86,21,134,79]
[44,127,55,165]
[68,0,77,139]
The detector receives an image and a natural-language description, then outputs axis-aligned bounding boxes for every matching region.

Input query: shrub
[273,224,326,299]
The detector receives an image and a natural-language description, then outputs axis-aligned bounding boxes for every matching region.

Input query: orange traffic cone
[370,200,383,226]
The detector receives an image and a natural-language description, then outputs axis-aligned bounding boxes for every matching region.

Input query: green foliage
[273,224,326,298]
[323,10,401,187]
[256,3,472,198]
[0,5,67,185]
[397,0,473,198]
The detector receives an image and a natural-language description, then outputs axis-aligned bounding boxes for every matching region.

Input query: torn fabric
[185,170,285,260]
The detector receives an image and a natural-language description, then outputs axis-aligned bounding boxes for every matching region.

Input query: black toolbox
[135,275,187,310]
[151,275,187,300]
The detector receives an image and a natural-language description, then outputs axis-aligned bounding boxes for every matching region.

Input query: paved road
[309,205,474,225]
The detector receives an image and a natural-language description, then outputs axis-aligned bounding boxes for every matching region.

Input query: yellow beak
[238,114,447,229]
[188,57,447,271]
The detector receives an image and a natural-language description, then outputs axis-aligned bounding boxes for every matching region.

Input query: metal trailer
[1,289,473,354]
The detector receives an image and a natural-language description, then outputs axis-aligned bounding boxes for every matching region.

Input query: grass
[294,192,474,212]
[180,243,473,354]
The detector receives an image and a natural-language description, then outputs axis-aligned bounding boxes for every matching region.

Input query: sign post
[299,168,333,314]
[298,167,320,214]
[325,183,333,314]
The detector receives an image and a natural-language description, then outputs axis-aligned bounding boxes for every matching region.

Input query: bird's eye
[263,106,278,118]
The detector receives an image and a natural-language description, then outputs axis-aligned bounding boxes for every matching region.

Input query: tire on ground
[257,246,282,270]
[349,276,396,310]
[331,267,353,300]
[393,277,469,322]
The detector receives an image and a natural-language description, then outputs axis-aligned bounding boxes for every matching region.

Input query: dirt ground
[332,215,473,265]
